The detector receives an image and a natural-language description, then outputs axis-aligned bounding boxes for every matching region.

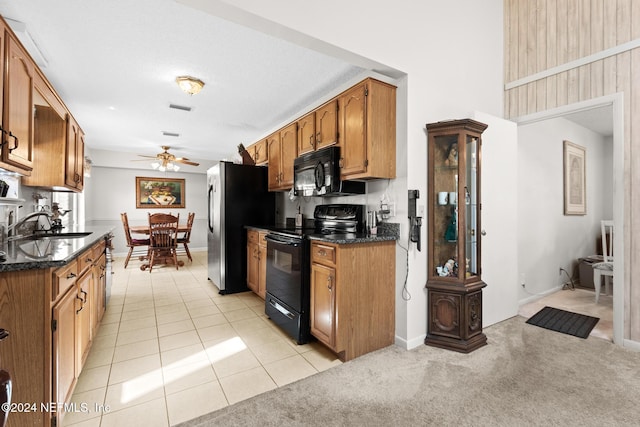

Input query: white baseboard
[396,334,426,350]
[623,339,640,352]
[518,285,564,306]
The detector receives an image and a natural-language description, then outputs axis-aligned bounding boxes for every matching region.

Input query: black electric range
[263,204,364,344]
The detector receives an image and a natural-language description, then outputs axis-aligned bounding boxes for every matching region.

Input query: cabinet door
[95,254,106,324]
[52,286,77,406]
[257,241,267,299]
[254,139,268,165]
[297,111,315,155]
[279,122,297,188]
[2,35,35,171]
[266,132,281,190]
[310,263,336,348]
[315,99,338,150]
[75,270,92,372]
[246,241,259,294]
[338,83,367,177]
[75,129,85,190]
[64,116,83,188]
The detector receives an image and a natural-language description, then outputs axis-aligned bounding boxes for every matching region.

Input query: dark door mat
[526,306,599,339]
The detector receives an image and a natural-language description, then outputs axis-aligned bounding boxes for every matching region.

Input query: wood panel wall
[503,0,640,341]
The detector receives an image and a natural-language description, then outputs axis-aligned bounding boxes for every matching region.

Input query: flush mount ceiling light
[175,76,205,95]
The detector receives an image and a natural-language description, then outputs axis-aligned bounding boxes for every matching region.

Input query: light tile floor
[63,251,342,427]
[518,285,613,341]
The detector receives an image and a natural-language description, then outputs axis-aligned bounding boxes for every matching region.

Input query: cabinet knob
[316,132,321,144]
[481,230,487,236]
[309,135,314,147]
[318,249,326,257]
[327,275,333,290]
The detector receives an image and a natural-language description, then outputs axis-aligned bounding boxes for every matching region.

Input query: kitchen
[0,4,406,424]
[0,0,526,425]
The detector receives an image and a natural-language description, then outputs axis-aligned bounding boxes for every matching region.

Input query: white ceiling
[0,0,365,172]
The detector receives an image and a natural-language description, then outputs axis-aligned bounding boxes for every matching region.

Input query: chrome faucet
[7,211,54,239]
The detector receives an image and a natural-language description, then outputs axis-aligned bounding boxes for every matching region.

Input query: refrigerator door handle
[207,185,214,232]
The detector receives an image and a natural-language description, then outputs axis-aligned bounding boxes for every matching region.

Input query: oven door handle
[265,234,300,247]
[268,298,295,320]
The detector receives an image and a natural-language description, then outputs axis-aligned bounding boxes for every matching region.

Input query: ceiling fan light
[151,161,160,169]
[176,76,205,95]
[173,165,180,172]
[167,162,175,170]
[158,165,166,172]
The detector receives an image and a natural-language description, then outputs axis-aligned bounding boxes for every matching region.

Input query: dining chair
[146,213,180,272]
[593,220,614,303]
[176,212,195,262]
[120,212,150,268]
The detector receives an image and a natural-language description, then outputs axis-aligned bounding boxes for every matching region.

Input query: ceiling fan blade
[136,154,158,159]
[176,159,200,166]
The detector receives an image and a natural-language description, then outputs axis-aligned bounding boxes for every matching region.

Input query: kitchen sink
[20,232,92,240]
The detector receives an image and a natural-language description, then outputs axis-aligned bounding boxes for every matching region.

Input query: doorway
[514,93,624,345]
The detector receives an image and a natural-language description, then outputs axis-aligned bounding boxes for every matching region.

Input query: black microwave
[293,146,365,197]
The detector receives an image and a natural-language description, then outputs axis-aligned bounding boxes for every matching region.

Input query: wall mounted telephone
[408,190,421,251]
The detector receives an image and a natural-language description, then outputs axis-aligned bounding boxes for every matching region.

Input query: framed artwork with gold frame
[136,176,185,208]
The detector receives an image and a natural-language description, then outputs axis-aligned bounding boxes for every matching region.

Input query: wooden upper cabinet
[267,132,281,190]
[0,22,5,127]
[267,123,297,191]
[253,139,267,165]
[297,100,338,156]
[279,122,297,187]
[23,70,85,192]
[315,99,338,150]
[338,78,396,180]
[254,77,395,189]
[65,116,85,191]
[2,33,35,173]
[297,111,315,155]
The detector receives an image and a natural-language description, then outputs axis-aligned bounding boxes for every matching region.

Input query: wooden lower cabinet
[75,269,93,373]
[310,240,395,361]
[310,263,335,348]
[0,238,107,427]
[246,229,267,299]
[52,286,78,411]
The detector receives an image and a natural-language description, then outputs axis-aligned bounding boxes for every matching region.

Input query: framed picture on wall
[136,176,185,208]
[563,140,586,215]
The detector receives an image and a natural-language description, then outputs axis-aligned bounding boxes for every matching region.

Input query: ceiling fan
[134,146,200,171]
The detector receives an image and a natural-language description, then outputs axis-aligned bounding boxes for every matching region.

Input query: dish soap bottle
[295,206,303,228]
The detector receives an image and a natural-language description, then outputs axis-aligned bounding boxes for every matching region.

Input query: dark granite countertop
[306,231,398,244]
[0,225,114,273]
[245,222,400,245]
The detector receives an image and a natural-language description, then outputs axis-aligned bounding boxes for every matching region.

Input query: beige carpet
[177,316,640,426]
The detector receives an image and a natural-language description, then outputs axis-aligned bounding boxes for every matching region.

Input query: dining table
[129,224,191,234]
[129,223,190,270]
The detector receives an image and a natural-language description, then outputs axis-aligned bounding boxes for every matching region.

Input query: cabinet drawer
[311,242,336,266]
[77,246,96,274]
[92,240,106,261]
[247,229,259,244]
[53,260,78,301]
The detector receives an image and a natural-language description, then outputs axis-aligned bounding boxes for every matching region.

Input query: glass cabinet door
[432,134,459,279]
[464,136,479,280]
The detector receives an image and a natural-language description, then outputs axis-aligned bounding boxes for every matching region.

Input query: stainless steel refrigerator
[207,162,275,294]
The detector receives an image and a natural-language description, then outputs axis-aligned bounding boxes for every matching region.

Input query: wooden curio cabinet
[425,118,488,353]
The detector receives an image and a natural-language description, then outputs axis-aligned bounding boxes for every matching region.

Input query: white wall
[180,0,505,348]
[85,166,208,255]
[517,118,613,301]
